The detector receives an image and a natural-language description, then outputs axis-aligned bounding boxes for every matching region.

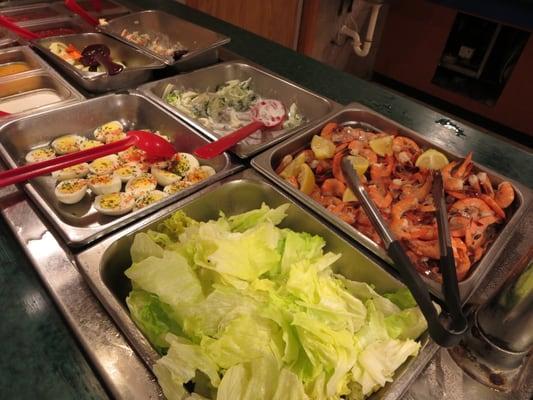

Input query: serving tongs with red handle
[0,15,40,40]
[341,158,468,347]
[64,0,99,26]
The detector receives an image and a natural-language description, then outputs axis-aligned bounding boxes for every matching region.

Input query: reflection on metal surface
[435,118,466,138]
[0,181,162,399]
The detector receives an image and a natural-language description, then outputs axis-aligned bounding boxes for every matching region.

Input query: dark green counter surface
[0,1,531,399]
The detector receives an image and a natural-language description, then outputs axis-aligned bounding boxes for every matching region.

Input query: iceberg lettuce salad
[125,204,427,400]
[163,78,304,135]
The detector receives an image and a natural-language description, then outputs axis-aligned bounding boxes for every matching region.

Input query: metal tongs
[342,157,468,347]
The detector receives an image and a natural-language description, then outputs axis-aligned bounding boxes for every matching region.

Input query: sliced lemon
[369,135,393,156]
[415,149,449,170]
[279,151,308,178]
[347,155,370,176]
[297,163,315,195]
[342,187,358,202]
[311,135,336,160]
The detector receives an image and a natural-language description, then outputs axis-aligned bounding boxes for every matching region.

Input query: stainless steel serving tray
[0,2,67,23]
[18,16,96,36]
[139,61,336,158]
[252,104,531,303]
[0,92,242,247]
[0,46,84,122]
[76,168,438,400]
[98,9,230,67]
[32,32,165,92]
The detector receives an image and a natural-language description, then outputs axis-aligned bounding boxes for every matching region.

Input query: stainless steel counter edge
[0,183,162,400]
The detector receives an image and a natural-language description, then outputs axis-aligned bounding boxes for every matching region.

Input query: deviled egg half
[151,165,180,186]
[88,174,122,195]
[113,162,144,183]
[55,179,87,204]
[125,173,157,197]
[134,190,168,210]
[89,154,119,175]
[94,192,134,216]
[52,163,90,181]
[168,153,199,178]
[25,147,56,163]
[118,146,146,164]
[51,134,86,155]
[163,180,193,195]
[186,166,216,183]
[94,120,125,143]
[79,139,104,150]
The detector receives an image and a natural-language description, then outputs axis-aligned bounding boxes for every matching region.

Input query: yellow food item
[0,62,32,77]
[342,188,358,202]
[311,135,336,160]
[415,149,449,170]
[297,163,315,195]
[279,151,308,179]
[347,155,370,176]
[369,135,393,156]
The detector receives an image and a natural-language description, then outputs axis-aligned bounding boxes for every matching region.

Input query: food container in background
[32,32,165,92]
[76,169,437,400]
[98,10,230,69]
[18,16,95,38]
[0,92,242,246]
[139,61,336,158]
[251,104,531,303]
[0,3,65,22]
[0,46,83,120]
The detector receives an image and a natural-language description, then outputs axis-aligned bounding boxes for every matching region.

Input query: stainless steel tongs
[341,157,468,347]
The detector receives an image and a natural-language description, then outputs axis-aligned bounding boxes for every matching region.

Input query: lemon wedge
[311,135,336,160]
[415,149,449,170]
[369,135,393,156]
[297,163,315,195]
[342,187,358,202]
[347,155,370,176]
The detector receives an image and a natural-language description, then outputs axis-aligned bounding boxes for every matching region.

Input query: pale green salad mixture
[125,204,427,400]
[163,78,304,135]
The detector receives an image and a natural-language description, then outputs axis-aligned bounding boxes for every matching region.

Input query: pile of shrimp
[276,123,515,281]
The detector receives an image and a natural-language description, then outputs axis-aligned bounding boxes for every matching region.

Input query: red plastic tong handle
[0,136,137,188]
[194,121,264,159]
[64,0,99,26]
[0,15,40,40]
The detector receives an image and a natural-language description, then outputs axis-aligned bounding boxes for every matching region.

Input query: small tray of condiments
[0,45,83,120]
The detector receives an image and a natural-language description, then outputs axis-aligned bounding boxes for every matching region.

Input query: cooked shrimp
[408,239,440,259]
[494,181,514,208]
[321,178,346,197]
[275,154,293,174]
[331,127,361,144]
[452,237,471,280]
[320,122,338,140]
[370,155,394,181]
[392,136,421,164]
[330,202,358,225]
[449,198,494,221]
[480,194,506,219]
[368,184,393,209]
[477,172,494,197]
[402,173,433,201]
[332,150,346,183]
[442,161,464,191]
[286,176,298,189]
[454,153,473,179]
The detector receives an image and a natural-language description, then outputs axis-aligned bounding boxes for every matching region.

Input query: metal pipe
[340,3,382,57]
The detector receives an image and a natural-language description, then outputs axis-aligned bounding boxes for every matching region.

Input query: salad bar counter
[0,1,531,400]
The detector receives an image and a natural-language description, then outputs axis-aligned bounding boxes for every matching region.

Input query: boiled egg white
[25,147,56,163]
[52,163,90,181]
[113,162,143,183]
[168,153,200,178]
[93,120,124,143]
[93,192,134,216]
[89,155,119,175]
[88,174,122,195]
[55,179,87,204]
[125,173,157,197]
[134,190,168,210]
[51,134,86,155]
[151,166,180,186]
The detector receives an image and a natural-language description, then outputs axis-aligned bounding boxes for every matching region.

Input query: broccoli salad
[162,78,304,135]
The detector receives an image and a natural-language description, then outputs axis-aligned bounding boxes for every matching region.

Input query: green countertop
[0,1,531,399]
